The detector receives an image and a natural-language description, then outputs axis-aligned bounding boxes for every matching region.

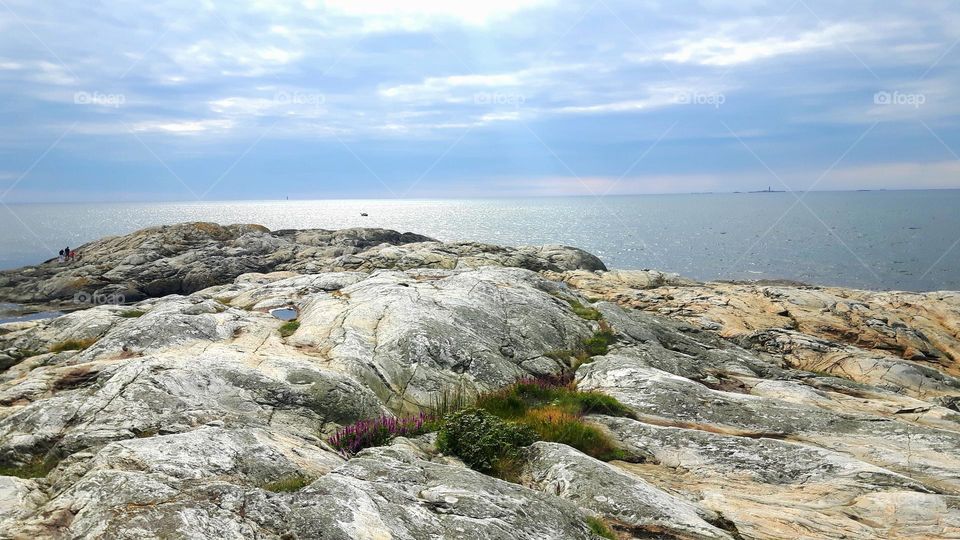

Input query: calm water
[1,191,957,292]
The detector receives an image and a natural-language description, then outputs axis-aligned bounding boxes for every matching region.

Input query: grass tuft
[262,474,314,492]
[581,329,616,357]
[568,299,602,321]
[49,338,97,353]
[279,320,300,338]
[585,516,617,539]
[429,384,473,418]
[467,375,631,461]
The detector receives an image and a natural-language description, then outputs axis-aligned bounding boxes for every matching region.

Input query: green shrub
[262,474,314,492]
[279,321,300,337]
[585,516,616,539]
[119,309,145,318]
[49,338,97,353]
[437,409,536,472]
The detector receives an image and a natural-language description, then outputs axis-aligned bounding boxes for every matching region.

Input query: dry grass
[49,338,98,353]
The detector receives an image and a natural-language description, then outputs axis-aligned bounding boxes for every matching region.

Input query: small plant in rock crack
[328,412,437,457]
[279,320,300,337]
[567,299,602,321]
[585,516,617,539]
[261,474,315,493]
[49,338,97,353]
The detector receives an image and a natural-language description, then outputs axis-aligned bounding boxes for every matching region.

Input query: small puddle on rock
[270,307,298,321]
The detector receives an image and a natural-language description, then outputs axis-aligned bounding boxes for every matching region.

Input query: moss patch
[585,516,617,539]
[119,309,145,318]
[279,321,300,338]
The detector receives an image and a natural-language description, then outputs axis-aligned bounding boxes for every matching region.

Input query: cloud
[316,0,554,30]
[1,0,959,200]
[643,23,859,66]
[131,119,236,134]
[168,40,303,77]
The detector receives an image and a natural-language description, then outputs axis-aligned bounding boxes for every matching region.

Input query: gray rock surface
[0,224,957,539]
[522,442,732,539]
[0,223,605,305]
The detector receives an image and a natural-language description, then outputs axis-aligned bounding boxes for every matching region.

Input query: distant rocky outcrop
[0,223,957,539]
[0,222,606,305]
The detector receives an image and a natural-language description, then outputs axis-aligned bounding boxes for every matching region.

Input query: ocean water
[1,190,958,292]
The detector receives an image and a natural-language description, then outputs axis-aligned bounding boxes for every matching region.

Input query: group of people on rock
[58,246,79,263]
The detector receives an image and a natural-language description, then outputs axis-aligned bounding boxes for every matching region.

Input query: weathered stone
[522,442,732,539]
[0,224,957,539]
[285,445,598,540]
[0,223,605,305]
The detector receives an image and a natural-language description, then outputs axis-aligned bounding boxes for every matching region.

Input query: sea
[1,190,958,292]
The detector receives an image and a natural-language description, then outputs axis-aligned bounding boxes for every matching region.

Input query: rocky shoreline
[0,222,958,539]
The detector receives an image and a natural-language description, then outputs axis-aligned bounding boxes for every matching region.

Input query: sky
[0,0,959,202]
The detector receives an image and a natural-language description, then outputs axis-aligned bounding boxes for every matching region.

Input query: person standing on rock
[58,249,64,263]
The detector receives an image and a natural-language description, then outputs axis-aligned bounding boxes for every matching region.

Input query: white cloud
[31,61,77,85]
[654,24,858,66]
[169,40,303,77]
[131,119,236,134]
[317,0,553,30]
[557,84,728,114]
[381,73,525,100]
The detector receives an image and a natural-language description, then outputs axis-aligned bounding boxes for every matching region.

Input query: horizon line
[5,186,959,205]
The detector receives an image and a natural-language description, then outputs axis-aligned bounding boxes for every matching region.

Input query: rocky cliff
[0,223,957,539]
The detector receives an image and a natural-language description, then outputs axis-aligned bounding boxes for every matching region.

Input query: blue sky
[1,0,958,201]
